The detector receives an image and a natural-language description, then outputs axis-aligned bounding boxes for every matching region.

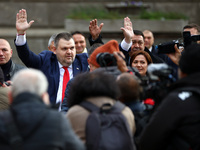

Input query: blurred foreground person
[0,69,85,150]
[138,43,200,150]
[66,71,136,150]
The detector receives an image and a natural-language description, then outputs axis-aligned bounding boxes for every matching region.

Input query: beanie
[88,40,120,67]
[179,43,200,74]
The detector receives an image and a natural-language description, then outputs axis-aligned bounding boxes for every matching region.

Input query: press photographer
[157,31,200,54]
[138,42,200,150]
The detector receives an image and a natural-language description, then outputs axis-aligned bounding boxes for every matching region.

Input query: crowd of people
[0,8,200,150]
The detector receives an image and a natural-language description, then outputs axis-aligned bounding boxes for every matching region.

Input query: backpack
[80,101,136,150]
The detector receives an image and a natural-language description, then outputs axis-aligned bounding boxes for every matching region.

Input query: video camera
[96,52,117,67]
[157,31,200,54]
[128,63,176,106]
[96,52,175,104]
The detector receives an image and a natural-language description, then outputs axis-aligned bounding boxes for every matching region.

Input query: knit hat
[179,43,200,74]
[88,40,120,67]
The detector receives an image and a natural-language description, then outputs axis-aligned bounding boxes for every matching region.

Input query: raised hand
[120,17,134,43]
[166,44,182,65]
[16,9,34,34]
[89,19,104,40]
[113,51,129,73]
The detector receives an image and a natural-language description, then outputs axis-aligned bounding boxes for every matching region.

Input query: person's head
[179,43,200,78]
[130,50,152,76]
[72,31,87,54]
[143,30,154,49]
[183,23,200,35]
[116,73,141,103]
[9,68,49,105]
[48,34,57,52]
[54,32,76,67]
[68,71,120,107]
[0,39,13,65]
[130,30,145,53]
[87,43,103,72]
[88,40,120,72]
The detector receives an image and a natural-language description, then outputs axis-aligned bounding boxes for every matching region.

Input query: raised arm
[88,19,104,46]
[120,17,134,44]
[16,9,34,34]
[89,19,104,41]
[15,9,45,69]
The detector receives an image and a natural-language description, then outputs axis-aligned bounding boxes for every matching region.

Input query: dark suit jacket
[15,42,88,104]
[119,44,165,66]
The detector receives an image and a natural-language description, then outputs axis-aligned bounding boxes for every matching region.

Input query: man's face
[73,34,86,54]
[55,38,76,67]
[143,31,154,49]
[0,39,13,65]
[184,28,198,35]
[184,28,200,44]
[48,41,55,52]
[131,35,145,52]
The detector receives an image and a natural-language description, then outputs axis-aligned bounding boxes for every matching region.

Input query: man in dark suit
[15,9,88,106]
[119,17,164,65]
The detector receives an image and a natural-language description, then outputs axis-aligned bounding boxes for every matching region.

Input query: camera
[157,31,200,54]
[134,64,176,105]
[96,52,117,67]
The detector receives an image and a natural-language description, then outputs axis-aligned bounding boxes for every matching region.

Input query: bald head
[0,39,13,65]
[143,30,154,50]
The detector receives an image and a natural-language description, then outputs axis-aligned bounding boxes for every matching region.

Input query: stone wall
[0,1,199,64]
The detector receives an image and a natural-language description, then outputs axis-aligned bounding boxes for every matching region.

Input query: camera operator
[183,23,200,38]
[137,43,200,150]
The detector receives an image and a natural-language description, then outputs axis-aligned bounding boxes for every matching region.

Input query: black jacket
[1,59,26,81]
[0,92,85,150]
[119,45,164,66]
[138,72,200,150]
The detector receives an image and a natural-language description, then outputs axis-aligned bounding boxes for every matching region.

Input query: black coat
[138,72,200,150]
[0,92,85,150]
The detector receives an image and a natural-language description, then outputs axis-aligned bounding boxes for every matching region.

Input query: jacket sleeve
[119,43,131,65]
[15,42,44,69]
[88,34,104,46]
[138,92,182,150]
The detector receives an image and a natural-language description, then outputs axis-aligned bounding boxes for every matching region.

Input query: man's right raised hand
[16,9,34,35]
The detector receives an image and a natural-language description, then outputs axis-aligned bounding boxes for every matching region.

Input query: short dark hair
[133,30,145,40]
[117,73,141,103]
[88,43,103,57]
[183,23,200,33]
[54,32,73,48]
[68,71,120,107]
